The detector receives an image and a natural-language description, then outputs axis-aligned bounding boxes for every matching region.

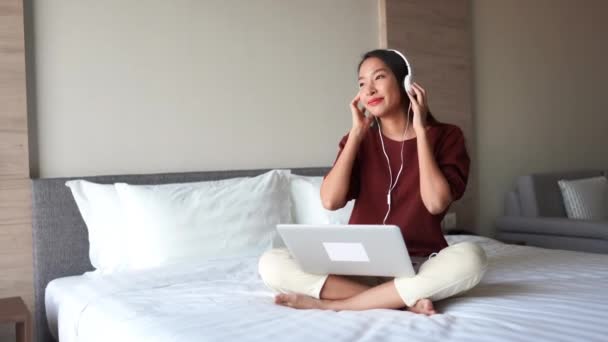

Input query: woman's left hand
[407,82,429,132]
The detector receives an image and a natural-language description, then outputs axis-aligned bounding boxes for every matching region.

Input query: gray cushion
[504,191,521,216]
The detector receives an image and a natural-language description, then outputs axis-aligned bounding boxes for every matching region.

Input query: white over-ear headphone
[387,49,414,94]
[376,49,414,224]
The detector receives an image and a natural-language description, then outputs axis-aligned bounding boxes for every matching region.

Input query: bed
[32,168,608,342]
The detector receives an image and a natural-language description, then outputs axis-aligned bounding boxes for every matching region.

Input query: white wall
[473,0,608,236]
[31,0,378,177]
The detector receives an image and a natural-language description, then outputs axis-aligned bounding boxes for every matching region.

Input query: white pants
[258,242,487,307]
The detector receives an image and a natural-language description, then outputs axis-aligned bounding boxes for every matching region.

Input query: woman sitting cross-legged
[258,49,487,315]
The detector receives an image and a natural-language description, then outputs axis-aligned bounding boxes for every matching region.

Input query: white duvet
[46,235,608,342]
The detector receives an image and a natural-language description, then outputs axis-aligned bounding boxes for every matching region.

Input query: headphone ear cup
[403,75,412,94]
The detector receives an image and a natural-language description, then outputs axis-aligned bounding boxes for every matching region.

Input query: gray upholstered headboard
[31,167,330,342]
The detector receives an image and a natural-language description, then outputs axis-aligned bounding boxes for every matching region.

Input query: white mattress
[46,235,608,342]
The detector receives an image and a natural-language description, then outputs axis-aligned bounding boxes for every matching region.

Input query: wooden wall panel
[0,0,34,318]
[381,0,476,230]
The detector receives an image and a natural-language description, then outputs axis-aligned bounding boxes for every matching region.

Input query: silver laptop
[276,224,421,278]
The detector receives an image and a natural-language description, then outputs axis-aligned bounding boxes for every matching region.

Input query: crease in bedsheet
[74,282,176,339]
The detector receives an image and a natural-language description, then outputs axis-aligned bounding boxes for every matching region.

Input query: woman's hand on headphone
[407,82,429,132]
[350,93,373,139]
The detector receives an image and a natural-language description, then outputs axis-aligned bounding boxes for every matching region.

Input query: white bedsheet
[46,235,608,342]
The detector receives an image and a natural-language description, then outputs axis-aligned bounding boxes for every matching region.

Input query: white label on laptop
[322,242,370,262]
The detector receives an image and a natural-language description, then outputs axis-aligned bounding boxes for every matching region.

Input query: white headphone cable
[377,102,412,224]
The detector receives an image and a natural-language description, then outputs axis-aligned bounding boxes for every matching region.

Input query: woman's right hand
[350,93,373,139]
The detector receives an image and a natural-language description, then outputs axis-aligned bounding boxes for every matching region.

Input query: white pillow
[115,169,292,270]
[290,174,354,225]
[558,176,608,220]
[65,180,128,273]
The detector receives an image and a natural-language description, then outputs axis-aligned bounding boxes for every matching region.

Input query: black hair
[358,49,438,124]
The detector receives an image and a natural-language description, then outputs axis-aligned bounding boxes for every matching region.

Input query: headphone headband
[387,49,414,93]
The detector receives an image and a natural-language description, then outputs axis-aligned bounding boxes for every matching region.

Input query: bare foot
[274,293,328,310]
[407,299,437,315]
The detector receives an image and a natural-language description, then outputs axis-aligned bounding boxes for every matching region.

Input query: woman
[258,49,487,315]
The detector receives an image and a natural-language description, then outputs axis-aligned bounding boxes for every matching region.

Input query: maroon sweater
[329,122,470,257]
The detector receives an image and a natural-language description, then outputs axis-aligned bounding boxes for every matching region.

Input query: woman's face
[358,57,403,118]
